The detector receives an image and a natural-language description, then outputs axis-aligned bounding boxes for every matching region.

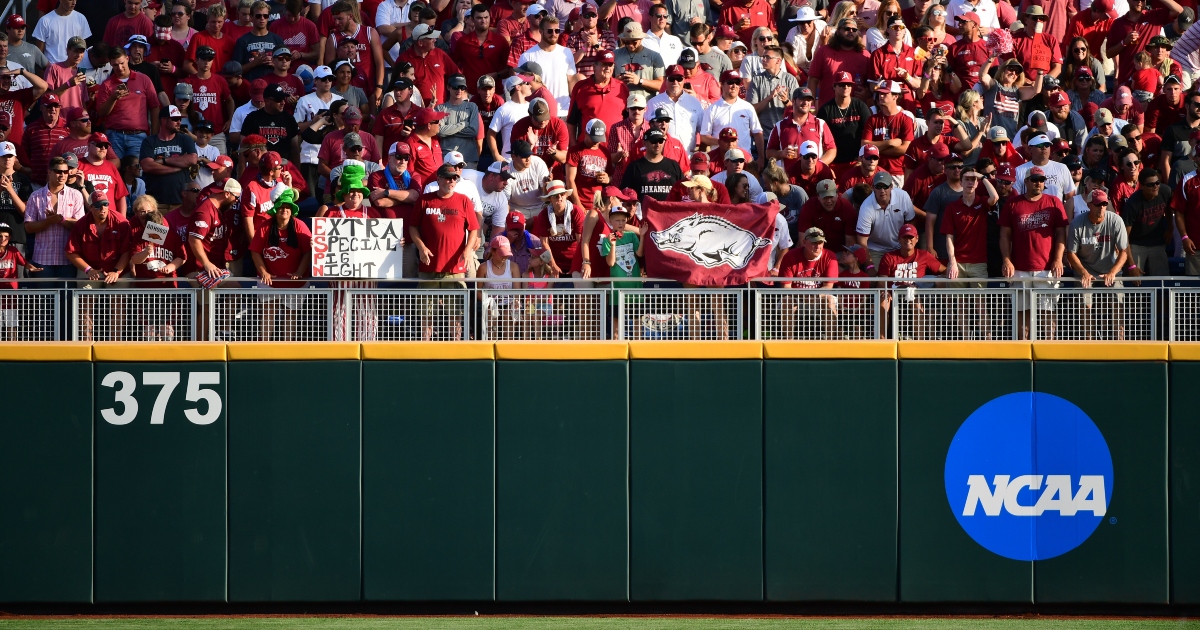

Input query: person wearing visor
[1015,133,1074,202]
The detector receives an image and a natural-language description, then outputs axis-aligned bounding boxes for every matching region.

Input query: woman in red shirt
[250,187,313,341]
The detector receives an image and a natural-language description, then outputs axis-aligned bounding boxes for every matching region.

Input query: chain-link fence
[0,289,60,341]
[208,288,333,342]
[478,289,608,340]
[617,289,744,340]
[889,287,1018,341]
[72,288,197,342]
[755,288,881,340]
[1030,287,1157,341]
[348,289,470,341]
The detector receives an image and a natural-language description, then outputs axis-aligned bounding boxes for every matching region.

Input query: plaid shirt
[605,117,648,184]
[573,27,618,78]
[25,185,86,266]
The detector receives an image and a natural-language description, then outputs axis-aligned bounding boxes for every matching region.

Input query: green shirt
[598,231,640,288]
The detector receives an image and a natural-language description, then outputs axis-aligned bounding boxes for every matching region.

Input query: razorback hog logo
[650,213,770,270]
[262,246,288,262]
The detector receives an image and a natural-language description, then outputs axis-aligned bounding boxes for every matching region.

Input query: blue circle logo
[944,393,1114,561]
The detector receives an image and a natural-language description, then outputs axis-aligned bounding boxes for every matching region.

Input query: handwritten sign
[311,217,404,278]
[142,221,169,245]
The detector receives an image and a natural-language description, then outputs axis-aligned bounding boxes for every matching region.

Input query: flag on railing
[643,198,779,286]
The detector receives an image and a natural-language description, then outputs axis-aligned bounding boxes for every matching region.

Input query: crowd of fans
[0,0,1197,327]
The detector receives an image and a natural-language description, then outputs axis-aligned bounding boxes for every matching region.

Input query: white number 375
[100,371,223,426]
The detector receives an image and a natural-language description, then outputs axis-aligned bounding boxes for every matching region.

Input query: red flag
[643,198,779,287]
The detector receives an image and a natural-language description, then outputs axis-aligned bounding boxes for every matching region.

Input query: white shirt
[785,20,827,72]
[488,100,530,157]
[31,11,91,64]
[644,30,683,67]
[230,101,261,134]
[1014,160,1076,202]
[423,172,484,219]
[479,184,510,230]
[294,91,344,164]
[739,54,764,79]
[767,211,792,268]
[710,169,764,200]
[647,91,705,152]
[947,0,1000,29]
[699,97,763,155]
[78,50,111,85]
[3,60,31,90]
[517,44,577,117]
[195,144,221,188]
[375,0,411,63]
[504,155,551,215]
[856,188,917,252]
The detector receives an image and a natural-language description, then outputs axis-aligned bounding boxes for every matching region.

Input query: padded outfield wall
[0,341,1196,604]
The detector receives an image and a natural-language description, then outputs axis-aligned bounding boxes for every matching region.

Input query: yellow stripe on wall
[0,342,94,362]
[93,342,228,362]
[227,342,361,361]
[494,341,629,361]
[1033,342,1168,362]
[764,341,898,360]
[628,341,763,360]
[898,341,1033,360]
[362,341,495,360]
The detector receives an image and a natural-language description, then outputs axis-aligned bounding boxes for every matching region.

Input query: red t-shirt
[188,197,234,264]
[67,213,132,271]
[878,248,943,283]
[450,29,510,92]
[183,74,233,131]
[767,115,836,174]
[1010,32,1063,75]
[145,39,187,100]
[0,246,26,289]
[1108,9,1173,82]
[808,45,871,105]
[371,103,416,158]
[250,218,312,286]
[718,0,774,45]
[511,117,571,169]
[240,178,279,224]
[870,43,922,99]
[939,196,989,264]
[80,159,129,206]
[318,128,384,170]
[530,206,586,269]
[130,220,186,285]
[779,247,838,286]
[94,73,158,133]
[1128,67,1161,95]
[838,166,876,194]
[188,31,237,72]
[1144,94,1184,134]
[1171,173,1200,240]
[902,162,946,210]
[367,168,423,221]
[569,217,611,276]
[415,190,479,273]
[998,192,1069,272]
[862,111,914,177]
[796,196,858,252]
[270,16,320,71]
[566,143,610,213]
[568,77,631,139]
[397,46,461,106]
[103,12,155,48]
[948,38,990,91]
[787,160,836,201]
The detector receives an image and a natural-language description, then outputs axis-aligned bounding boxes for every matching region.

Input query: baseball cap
[720,70,742,83]
[719,127,738,141]
[714,25,737,39]
[90,189,109,207]
[224,179,243,196]
[517,61,544,77]
[597,50,617,65]
[1094,108,1114,124]
[0,142,15,157]
[665,63,684,78]
[725,148,746,161]
[221,61,243,75]
[478,75,496,89]
[444,150,466,166]
[525,2,547,16]
[645,129,667,143]
[528,98,551,122]
[988,126,1010,142]
[503,75,529,93]
[210,155,234,170]
[62,153,78,169]
[679,48,697,68]
[816,179,837,198]
[845,244,870,266]
[1063,154,1083,170]
[873,171,894,187]
[731,39,749,51]
[506,211,526,229]
[899,223,918,238]
[1075,66,1095,80]
[651,106,672,121]
[160,105,183,119]
[1108,133,1128,149]
[799,140,819,157]
[508,139,534,158]
[626,93,647,109]
[414,107,447,126]
[833,71,854,85]
[88,132,110,145]
[929,143,950,160]
[39,93,58,107]
[1025,166,1048,181]
[313,65,333,79]
[272,47,292,58]
[196,45,216,60]
[859,144,880,158]
[342,132,363,149]
[996,165,1016,183]
[586,118,606,143]
[1052,138,1071,153]
[793,86,815,101]
[690,151,710,172]
[5,14,24,28]
[342,105,363,123]
[1028,134,1052,147]
[261,151,283,169]
[263,83,287,101]
[956,12,980,23]
[1115,86,1133,106]
[412,24,441,39]
[1048,91,1070,107]
[67,35,86,51]
[65,106,87,122]
[249,78,268,98]
[241,134,268,148]
[487,160,515,179]
[174,82,192,100]
[389,142,412,157]
[448,74,468,90]
[803,226,827,243]
[1089,189,1109,203]
[874,80,902,94]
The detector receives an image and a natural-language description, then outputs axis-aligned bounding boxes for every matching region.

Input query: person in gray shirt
[613,22,665,100]
[747,47,799,133]
[688,23,731,83]
[6,17,47,76]
[1067,188,1129,282]
[665,0,707,37]
[437,74,482,169]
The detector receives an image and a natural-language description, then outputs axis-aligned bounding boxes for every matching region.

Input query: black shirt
[816,98,873,166]
[0,171,31,244]
[1122,188,1174,248]
[130,61,163,97]
[620,156,683,203]
[140,132,198,205]
[1161,119,1200,162]
[241,108,299,154]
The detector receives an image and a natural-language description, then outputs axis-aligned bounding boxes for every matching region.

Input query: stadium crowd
[0,0,1197,309]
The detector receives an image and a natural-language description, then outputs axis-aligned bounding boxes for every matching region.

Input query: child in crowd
[121,155,146,208]
[1128,52,1160,103]
[0,222,40,339]
[193,122,221,189]
[600,203,643,337]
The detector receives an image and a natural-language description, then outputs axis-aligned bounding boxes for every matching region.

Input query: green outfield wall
[0,340,1195,604]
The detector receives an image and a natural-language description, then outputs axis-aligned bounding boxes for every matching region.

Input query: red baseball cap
[604,185,638,202]
[899,223,919,238]
[720,69,742,83]
[846,245,870,266]
[90,189,109,206]
[414,107,448,125]
[1026,166,1048,180]
[1089,189,1109,203]
[241,133,268,148]
[250,79,268,98]
[39,93,59,107]
[956,12,980,23]
[665,64,685,77]
[5,14,24,28]
[860,144,880,158]
[1047,91,1070,107]
[210,154,234,170]
[88,132,110,145]
[65,106,87,122]
[506,211,526,229]
[833,71,854,85]
[929,143,950,160]
[597,50,616,64]
[690,151,710,172]
[996,165,1016,182]
[714,25,737,39]
[1052,138,1071,152]
[261,151,282,170]
[719,127,738,141]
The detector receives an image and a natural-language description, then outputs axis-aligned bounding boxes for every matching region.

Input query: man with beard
[568,51,631,141]
[240,83,300,162]
[816,71,872,179]
[807,18,870,105]
[621,128,682,204]
[948,13,989,91]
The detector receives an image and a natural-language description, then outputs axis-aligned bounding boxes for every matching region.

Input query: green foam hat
[269,187,300,216]
[338,161,371,197]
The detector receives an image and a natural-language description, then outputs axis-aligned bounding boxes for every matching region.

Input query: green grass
[0,618,1197,630]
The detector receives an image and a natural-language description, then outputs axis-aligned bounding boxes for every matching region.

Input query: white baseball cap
[313,65,334,79]
[799,140,819,157]
[0,142,15,157]
[443,150,466,166]
[725,148,746,161]
[223,179,242,196]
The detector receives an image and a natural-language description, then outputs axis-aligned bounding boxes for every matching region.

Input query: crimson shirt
[0,247,26,288]
[878,248,943,283]
[398,46,461,105]
[415,190,479,274]
[67,213,132,271]
[450,29,510,90]
[566,143,610,213]
[188,197,235,264]
[187,31,237,74]
[1109,9,1173,82]
[80,159,129,207]
[567,77,631,139]
[130,220,186,285]
[998,192,1069,272]
[902,162,945,210]
[23,117,70,186]
[779,247,838,286]
[862,111,914,177]
[1009,32,1063,75]
[530,206,586,269]
[948,38,990,91]
[250,219,312,286]
[940,196,989,264]
[767,115,836,173]
[511,117,571,169]
[796,196,858,252]
[808,45,871,106]
[786,160,836,200]
[406,135,443,189]
[870,43,922,98]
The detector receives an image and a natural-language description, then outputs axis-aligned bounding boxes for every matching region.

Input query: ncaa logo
[944,393,1114,561]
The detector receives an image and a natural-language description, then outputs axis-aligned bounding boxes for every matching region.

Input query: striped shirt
[1171,22,1200,76]
[24,185,86,266]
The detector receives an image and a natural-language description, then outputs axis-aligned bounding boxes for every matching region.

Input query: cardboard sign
[142,221,169,245]
[311,217,404,278]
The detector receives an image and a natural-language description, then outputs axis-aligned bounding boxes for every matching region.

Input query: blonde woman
[740,27,777,77]
[978,56,1043,138]
[952,89,992,165]
[918,3,956,48]
[865,0,911,52]
[822,1,861,45]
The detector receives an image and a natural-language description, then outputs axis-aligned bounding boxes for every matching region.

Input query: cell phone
[684,82,692,90]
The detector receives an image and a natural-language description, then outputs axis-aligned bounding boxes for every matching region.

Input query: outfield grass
[0,618,1197,630]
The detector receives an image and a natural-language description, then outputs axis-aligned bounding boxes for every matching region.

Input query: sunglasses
[253,13,269,17]
[946,164,964,170]
[394,154,410,160]
[440,175,461,181]
[841,27,858,32]
[757,36,773,41]
[1093,201,1109,207]
[543,28,561,33]
[172,11,186,16]
[983,171,997,177]
[1072,47,1087,52]
[723,80,740,85]
[1125,160,1140,167]
[583,11,597,17]
[801,154,818,159]
[93,202,110,209]
[184,188,201,193]
[863,155,879,160]
[874,183,891,189]
[690,40,705,45]
[51,169,68,174]
[728,158,745,164]
[647,139,665,144]
[652,13,667,18]
[667,75,684,82]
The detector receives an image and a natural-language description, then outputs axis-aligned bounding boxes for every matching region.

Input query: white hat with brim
[541,180,573,198]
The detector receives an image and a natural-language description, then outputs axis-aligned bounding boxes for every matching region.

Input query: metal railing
[4,277,1199,342]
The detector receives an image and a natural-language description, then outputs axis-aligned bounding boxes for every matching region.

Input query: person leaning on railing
[66,190,132,287]
[0,222,40,289]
